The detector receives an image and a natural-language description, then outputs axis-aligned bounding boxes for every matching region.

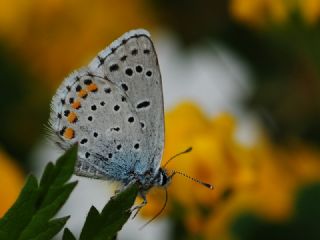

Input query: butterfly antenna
[171,170,214,190]
[139,188,168,230]
[163,147,193,168]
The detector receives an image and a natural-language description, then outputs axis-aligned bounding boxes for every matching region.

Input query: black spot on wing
[76,85,82,92]
[59,126,66,135]
[111,127,120,132]
[84,79,92,85]
[146,70,152,77]
[121,83,128,91]
[135,65,143,73]
[125,68,133,76]
[128,116,134,123]
[109,64,119,72]
[120,55,127,61]
[98,56,105,66]
[113,105,120,111]
[64,110,70,116]
[131,49,138,55]
[136,101,150,109]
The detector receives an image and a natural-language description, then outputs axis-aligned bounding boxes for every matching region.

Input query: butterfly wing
[49,30,164,181]
[89,29,165,173]
[49,70,147,182]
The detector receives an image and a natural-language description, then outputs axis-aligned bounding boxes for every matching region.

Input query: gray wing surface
[89,29,165,173]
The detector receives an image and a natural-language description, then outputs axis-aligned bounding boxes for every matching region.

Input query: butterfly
[49,29,212,222]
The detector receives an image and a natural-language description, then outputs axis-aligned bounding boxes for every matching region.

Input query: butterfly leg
[131,192,147,219]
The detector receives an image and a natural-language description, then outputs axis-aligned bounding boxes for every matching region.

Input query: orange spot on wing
[71,100,81,109]
[64,128,75,139]
[87,83,98,92]
[78,89,88,98]
[67,112,78,123]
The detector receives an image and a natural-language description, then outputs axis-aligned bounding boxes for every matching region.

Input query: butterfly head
[138,147,213,230]
[154,167,172,188]
[154,147,214,190]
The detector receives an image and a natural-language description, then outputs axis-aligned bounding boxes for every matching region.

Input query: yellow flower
[230,0,290,27]
[0,148,24,217]
[299,0,320,24]
[204,139,320,239]
[141,102,243,222]
[140,102,320,239]
[230,0,320,27]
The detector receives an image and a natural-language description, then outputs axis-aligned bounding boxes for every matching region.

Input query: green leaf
[28,216,70,240]
[62,228,76,240]
[0,175,38,239]
[18,182,77,240]
[0,145,78,240]
[39,145,78,207]
[79,184,139,240]
[0,144,139,240]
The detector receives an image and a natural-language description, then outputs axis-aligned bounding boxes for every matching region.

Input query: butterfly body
[49,29,167,198]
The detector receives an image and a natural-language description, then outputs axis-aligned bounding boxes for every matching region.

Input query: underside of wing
[88,30,165,172]
[49,71,146,182]
[49,30,165,181]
